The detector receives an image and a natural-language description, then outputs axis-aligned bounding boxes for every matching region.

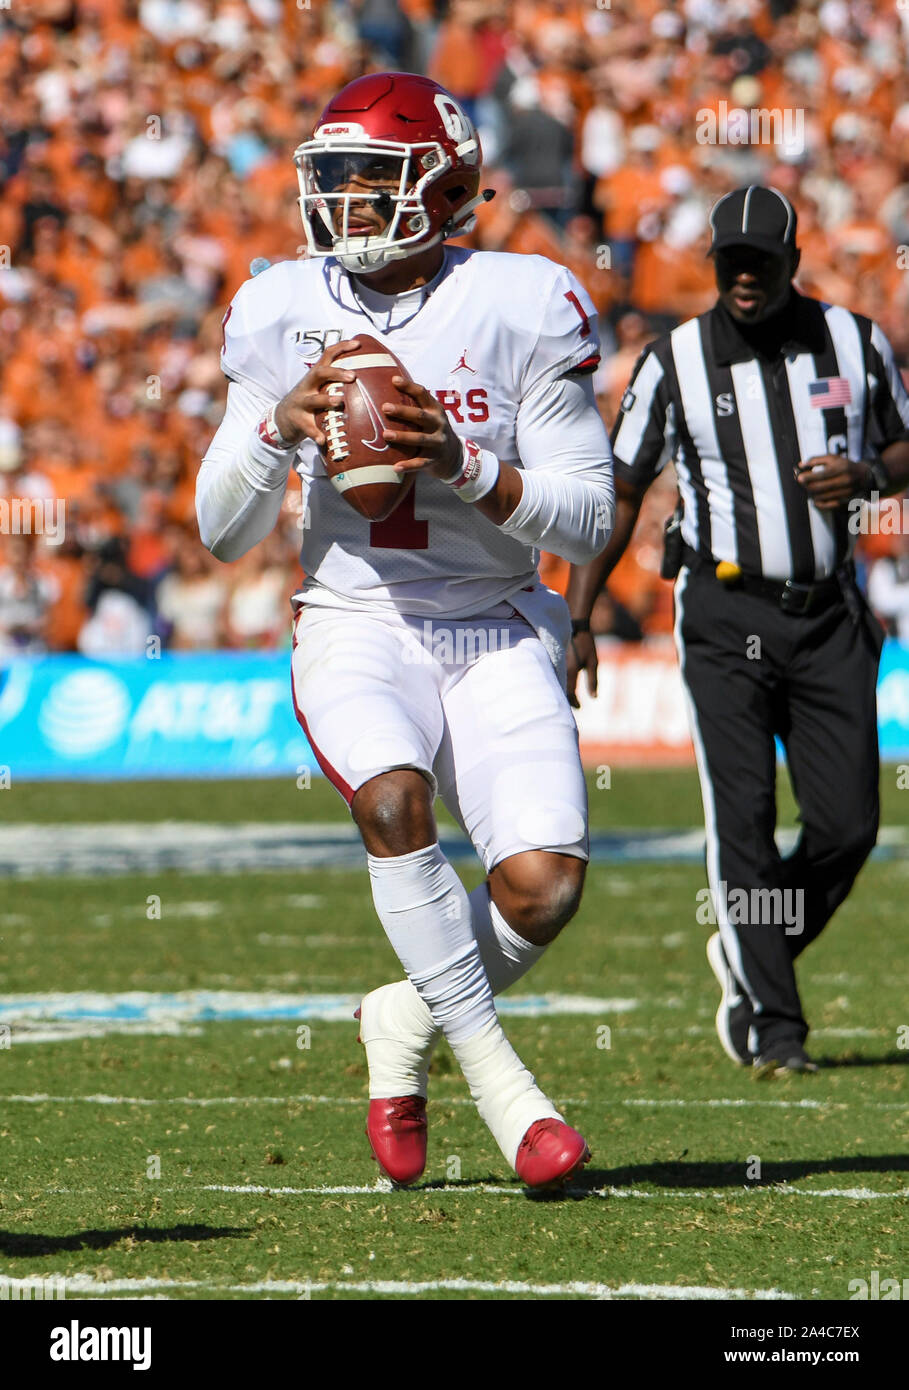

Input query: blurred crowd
[2,0,909,658]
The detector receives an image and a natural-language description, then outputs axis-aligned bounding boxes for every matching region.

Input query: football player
[197,72,615,1188]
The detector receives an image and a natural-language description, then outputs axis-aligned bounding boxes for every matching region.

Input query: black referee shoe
[706,932,753,1065]
[752,1042,818,1078]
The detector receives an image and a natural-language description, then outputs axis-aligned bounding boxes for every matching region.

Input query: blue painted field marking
[0,990,637,1025]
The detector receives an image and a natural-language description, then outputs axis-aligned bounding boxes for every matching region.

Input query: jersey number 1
[564,290,591,338]
[369,486,428,549]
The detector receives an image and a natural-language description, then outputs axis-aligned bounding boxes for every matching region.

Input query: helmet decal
[432,94,473,147]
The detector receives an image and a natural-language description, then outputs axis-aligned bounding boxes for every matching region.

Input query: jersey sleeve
[196,375,297,561]
[501,372,614,564]
[520,264,601,396]
[219,276,286,401]
[609,345,677,489]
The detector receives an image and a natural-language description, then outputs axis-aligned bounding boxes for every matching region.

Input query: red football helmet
[295,72,488,273]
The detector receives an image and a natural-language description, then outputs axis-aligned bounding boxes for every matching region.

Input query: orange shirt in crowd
[2,0,908,655]
[595,163,668,241]
[630,240,715,319]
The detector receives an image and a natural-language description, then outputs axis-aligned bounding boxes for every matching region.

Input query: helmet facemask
[295,139,474,273]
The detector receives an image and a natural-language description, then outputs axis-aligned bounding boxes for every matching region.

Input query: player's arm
[482,270,614,560]
[383,266,613,560]
[565,346,676,704]
[383,371,613,560]
[197,284,360,561]
[478,370,614,562]
[197,377,296,561]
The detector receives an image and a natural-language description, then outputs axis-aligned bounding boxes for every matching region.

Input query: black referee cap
[709,186,798,257]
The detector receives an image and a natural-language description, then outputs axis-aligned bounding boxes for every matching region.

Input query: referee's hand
[567,631,598,709]
[794,454,871,509]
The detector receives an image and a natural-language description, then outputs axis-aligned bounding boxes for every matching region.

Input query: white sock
[366,844,497,1047]
[362,883,546,1097]
[364,856,559,1160]
[360,980,438,1100]
[359,981,560,1162]
[458,1019,562,1167]
[473,886,544,994]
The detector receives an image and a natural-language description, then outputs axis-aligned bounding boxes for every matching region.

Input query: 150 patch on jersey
[294,328,344,360]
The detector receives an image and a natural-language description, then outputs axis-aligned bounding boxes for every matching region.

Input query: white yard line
[3,1021,205,1044]
[3,1093,906,1110]
[201,1182,909,1201]
[4,1093,363,1107]
[621,1097,835,1108]
[778,1187,909,1199]
[810,1028,882,1038]
[0,1273,798,1300]
[588,1186,909,1201]
[33,1180,909,1203]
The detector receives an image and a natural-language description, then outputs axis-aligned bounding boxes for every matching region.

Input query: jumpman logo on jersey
[451,349,477,374]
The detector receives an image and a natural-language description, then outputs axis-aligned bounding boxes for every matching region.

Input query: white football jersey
[220,246,601,617]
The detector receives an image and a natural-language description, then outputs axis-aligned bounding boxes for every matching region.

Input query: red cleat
[514,1119,590,1189]
[366,1096,428,1186]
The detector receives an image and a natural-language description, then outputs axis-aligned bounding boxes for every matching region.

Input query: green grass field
[1,769,907,1301]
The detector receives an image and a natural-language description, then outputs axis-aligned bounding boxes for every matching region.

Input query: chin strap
[442,187,496,238]
[339,230,444,274]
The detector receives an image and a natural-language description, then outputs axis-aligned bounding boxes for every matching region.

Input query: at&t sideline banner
[1,641,908,779]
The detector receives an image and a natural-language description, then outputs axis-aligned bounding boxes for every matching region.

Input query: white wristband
[256,403,297,452]
[442,439,500,503]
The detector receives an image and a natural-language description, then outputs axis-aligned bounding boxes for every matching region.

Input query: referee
[567,186,909,1074]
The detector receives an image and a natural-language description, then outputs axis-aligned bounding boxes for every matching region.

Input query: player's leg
[778,602,882,957]
[294,606,574,1184]
[372,615,591,1181]
[358,604,586,1055]
[291,606,452,1182]
[352,764,486,1185]
[357,872,551,1103]
[358,771,583,1185]
[353,864,560,1165]
[291,605,444,811]
[442,618,591,1178]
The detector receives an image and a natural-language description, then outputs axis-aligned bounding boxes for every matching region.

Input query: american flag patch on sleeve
[808,377,852,408]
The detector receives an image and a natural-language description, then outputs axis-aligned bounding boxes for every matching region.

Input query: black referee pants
[674,564,883,1053]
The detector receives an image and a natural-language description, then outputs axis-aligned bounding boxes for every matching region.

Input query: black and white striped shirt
[611,292,909,581]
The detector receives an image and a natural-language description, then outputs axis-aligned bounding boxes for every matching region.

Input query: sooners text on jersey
[221,246,600,617]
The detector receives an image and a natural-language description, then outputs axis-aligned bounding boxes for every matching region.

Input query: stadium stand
[2,0,908,654]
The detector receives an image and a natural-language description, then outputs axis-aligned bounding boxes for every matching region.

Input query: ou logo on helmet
[433,94,477,160]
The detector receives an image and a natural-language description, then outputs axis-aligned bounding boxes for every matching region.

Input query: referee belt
[681,545,850,617]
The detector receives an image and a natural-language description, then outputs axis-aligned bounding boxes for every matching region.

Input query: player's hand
[566,630,598,710]
[273,340,361,449]
[381,377,463,480]
[794,455,871,510]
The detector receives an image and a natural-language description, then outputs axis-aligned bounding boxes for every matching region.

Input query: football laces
[323,381,349,462]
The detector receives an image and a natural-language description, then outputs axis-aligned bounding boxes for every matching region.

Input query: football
[315,334,418,522]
